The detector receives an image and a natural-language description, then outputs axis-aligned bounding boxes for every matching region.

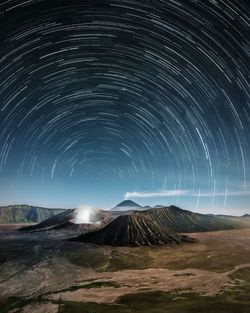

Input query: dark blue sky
[0,0,249,214]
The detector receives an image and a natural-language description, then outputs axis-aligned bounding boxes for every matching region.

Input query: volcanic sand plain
[0,226,250,312]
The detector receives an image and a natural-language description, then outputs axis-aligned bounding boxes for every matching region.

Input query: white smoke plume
[74,205,93,224]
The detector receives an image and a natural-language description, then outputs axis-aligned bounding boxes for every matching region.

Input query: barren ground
[0,226,250,313]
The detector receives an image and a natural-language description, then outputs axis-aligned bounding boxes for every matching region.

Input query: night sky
[0,0,249,214]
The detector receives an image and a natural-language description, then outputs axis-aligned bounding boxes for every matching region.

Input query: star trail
[0,0,249,214]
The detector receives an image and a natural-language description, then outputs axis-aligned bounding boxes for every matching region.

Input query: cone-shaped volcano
[72,214,193,246]
[110,200,143,211]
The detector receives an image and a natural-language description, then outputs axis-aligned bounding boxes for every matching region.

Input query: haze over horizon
[0,1,249,216]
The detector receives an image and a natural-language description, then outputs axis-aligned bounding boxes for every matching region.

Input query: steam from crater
[74,205,93,224]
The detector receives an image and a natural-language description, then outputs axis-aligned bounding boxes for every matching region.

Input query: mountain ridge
[19,203,249,234]
[0,205,65,224]
[144,205,245,232]
[71,213,194,246]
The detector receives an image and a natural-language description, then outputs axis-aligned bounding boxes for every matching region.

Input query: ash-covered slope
[145,206,242,232]
[0,205,65,224]
[20,208,111,233]
[20,203,245,235]
[20,209,75,231]
[72,214,193,246]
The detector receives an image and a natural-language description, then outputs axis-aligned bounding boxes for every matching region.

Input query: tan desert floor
[1,228,250,309]
[46,263,250,304]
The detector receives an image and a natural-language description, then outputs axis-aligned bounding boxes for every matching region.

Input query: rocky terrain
[20,203,246,236]
[20,208,111,235]
[1,227,250,313]
[145,205,243,232]
[0,205,65,224]
[72,213,194,246]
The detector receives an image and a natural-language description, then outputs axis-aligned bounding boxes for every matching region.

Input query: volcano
[71,213,193,246]
[145,206,241,232]
[20,203,245,237]
[20,209,75,231]
[110,200,144,211]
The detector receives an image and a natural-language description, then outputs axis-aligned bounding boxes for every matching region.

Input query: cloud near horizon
[124,190,189,198]
[124,190,250,199]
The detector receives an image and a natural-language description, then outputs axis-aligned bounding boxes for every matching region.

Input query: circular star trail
[0,0,249,213]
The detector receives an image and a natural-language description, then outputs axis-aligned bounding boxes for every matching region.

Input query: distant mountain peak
[110,200,143,211]
[242,214,250,218]
[116,200,141,207]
